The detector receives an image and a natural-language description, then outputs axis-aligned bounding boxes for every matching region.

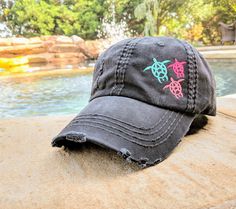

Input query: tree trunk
[156,18,161,35]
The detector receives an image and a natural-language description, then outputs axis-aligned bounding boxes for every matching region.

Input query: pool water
[0,73,92,118]
[0,61,236,118]
[209,61,236,96]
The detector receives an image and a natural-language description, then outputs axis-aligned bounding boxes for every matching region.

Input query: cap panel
[195,51,216,115]
[90,36,216,115]
[121,37,189,112]
[80,96,172,129]
[176,40,216,115]
[90,38,133,98]
[179,41,198,113]
[110,38,140,95]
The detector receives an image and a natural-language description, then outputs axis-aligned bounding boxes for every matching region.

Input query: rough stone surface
[0,38,12,46]
[55,36,74,44]
[84,40,104,59]
[10,37,30,45]
[0,97,236,209]
[0,44,47,56]
[71,35,84,43]
[198,45,236,59]
[48,44,79,53]
[1,36,234,67]
[28,37,43,45]
[0,36,102,65]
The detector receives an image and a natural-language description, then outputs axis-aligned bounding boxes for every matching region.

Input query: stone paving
[0,96,236,209]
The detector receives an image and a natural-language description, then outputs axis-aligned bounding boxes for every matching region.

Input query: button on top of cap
[156,41,165,47]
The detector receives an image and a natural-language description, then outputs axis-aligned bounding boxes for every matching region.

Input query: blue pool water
[0,61,236,118]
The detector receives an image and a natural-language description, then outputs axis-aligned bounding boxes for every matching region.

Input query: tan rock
[53,52,84,59]
[26,53,54,64]
[55,36,73,44]
[0,97,236,209]
[29,37,43,45]
[10,37,30,45]
[40,35,58,42]
[75,40,101,59]
[71,35,84,43]
[84,40,104,59]
[201,50,236,59]
[26,52,86,64]
[197,45,236,51]
[48,57,85,64]
[0,44,47,57]
[217,97,236,117]
[0,36,104,64]
[48,44,79,53]
[0,38,12,46]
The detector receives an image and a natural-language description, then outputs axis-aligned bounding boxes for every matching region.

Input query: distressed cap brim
[52,96,195,167]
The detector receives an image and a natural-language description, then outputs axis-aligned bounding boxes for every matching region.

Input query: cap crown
[90,37,216,116]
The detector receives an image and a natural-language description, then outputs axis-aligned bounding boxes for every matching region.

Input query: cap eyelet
[156,41,165,47]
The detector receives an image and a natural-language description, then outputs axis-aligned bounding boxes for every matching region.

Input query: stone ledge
[0,97,236,209]
[0,36,103,66]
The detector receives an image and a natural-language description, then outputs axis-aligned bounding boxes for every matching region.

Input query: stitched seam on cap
[70,113,184,147]
[192,48,198,112]
[110,40,132,95]
[68,111,173,135]
[117,38,141,95]
[188,43,198,112]
[94,59,104,91]
[117,42,136,95]
[72,111,170,130]
[180,41,197,112]
[183,42,193,111]
[113,41,135,95]
[110,42,129,95]
[73,113,179,141]
[70,113,182,146]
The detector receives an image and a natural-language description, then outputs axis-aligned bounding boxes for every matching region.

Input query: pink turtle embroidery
[168,58,186,78]
[163,77,184,99]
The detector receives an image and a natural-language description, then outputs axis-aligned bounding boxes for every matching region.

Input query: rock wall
[0,36,103,65]
[197,45,236,59]
[1,36,235,66]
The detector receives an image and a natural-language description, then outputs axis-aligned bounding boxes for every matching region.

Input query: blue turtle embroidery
[143,58,170,83]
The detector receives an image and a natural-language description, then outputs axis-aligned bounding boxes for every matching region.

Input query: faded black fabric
[52,96,195,167]
[90,37,216,115]
[52,36,216,168]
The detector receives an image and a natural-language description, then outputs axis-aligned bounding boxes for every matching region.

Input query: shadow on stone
[186,114,208,135]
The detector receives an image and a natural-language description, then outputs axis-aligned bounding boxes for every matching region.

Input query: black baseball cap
[52,37,216,167]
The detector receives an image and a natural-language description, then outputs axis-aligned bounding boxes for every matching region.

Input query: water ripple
[0,61,236,118]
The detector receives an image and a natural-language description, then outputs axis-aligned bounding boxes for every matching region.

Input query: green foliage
[5,0,105,39]
[134,0,187,36]
[134,0,236,45]
[1,0,235,44]
[113,0,144,35]
[7,0,61,36]
[73,0,105,39]
[163,0,215,42]
[185,0,236,45]
[134,0,158,35]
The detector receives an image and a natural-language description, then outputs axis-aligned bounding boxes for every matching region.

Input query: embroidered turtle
[168,58,186,78]
[144,58,170,83]
[163,77,184,99]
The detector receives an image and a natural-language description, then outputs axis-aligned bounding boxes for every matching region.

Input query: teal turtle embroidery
[143,58,170,83]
